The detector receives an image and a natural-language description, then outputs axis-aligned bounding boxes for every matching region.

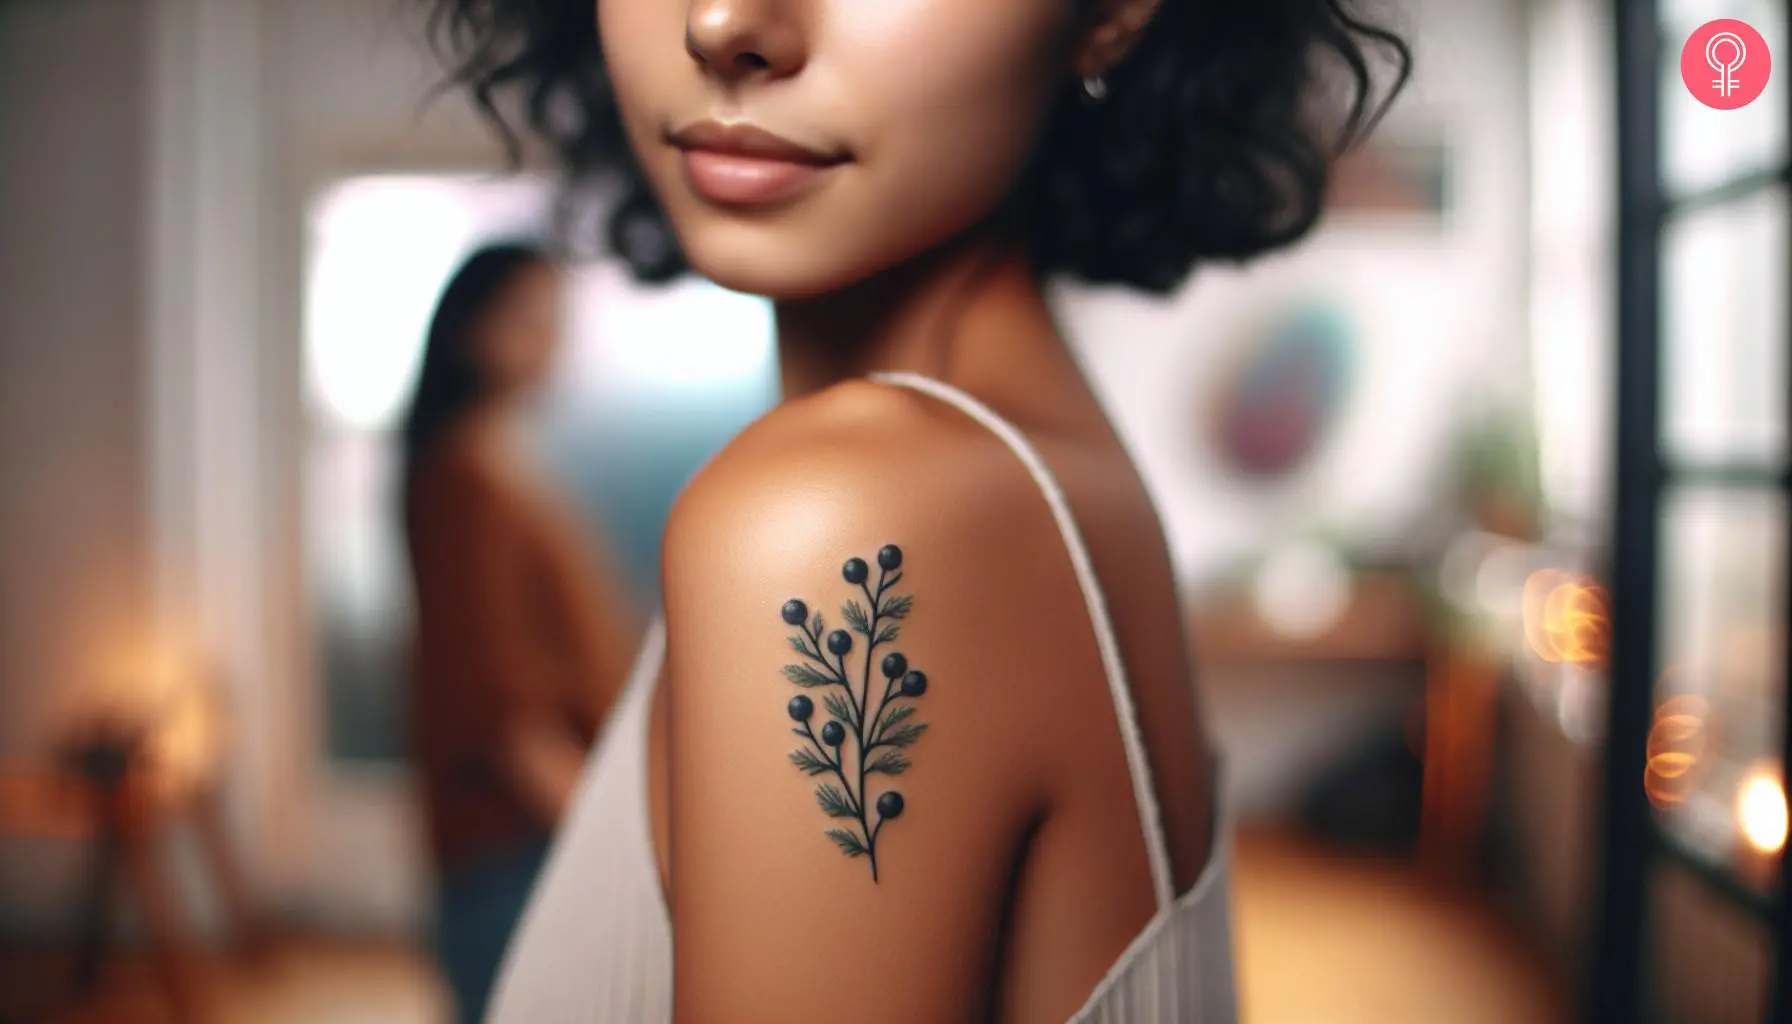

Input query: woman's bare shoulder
[657,374,1106,803]
[667,379,1030,541]
[656,379,1105,1016]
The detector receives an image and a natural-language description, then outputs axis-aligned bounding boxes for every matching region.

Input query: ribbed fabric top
[486,373,1238,1023]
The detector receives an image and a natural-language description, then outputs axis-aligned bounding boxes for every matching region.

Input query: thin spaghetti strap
[867,370,1176,910]
[636,616,668,690]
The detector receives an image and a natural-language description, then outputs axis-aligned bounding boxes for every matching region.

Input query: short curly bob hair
[421,1,1411,293]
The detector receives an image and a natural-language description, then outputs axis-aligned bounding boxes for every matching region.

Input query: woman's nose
[684,0,806,83]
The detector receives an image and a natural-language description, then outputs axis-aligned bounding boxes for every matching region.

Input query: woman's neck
[772,230,1068,401]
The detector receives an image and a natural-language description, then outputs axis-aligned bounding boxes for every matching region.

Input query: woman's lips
[668,120,848,208]
[679,150,838,206]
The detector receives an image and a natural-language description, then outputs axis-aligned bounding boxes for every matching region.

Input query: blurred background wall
[2,0,165,933]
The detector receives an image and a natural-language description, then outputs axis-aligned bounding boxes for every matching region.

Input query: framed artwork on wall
[1327,125,1454,223]
[1204,297,1359,483]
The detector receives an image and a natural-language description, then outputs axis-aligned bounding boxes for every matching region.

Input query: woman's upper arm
[661,431,1058,1024]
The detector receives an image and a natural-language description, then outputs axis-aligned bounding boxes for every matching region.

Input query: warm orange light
[1522,569,1570,662]
[1522,570,1611,669]
[146,682,220,803]
[1737,764,1788,855]
[1644,694,1712,809]
[54,629,224,807]
[1559,584,1611,666]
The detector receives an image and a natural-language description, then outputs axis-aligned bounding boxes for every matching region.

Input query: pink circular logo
[1681,19,1771,109]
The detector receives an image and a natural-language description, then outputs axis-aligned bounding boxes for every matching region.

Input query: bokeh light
[1737,763,1788,856]
[1251,541,1354,641]
[1522,569,1611,669]
[1644,693,1712,809]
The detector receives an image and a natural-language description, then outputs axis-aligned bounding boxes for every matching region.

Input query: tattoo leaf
[879,722,929,749]
[826,828,869,858]
[874,705,915,741]
[789,748,833,776]
[822,692,857,730]
[874,623,901,645]
[809,610,824,637]
[867,751,910,776]
[880,594,914,620]
[787,635,814,658]
[843,600,871,635]
[782,663,834,688]
[816,784,857,818]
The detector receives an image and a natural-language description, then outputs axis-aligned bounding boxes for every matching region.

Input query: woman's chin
[682,238,873,303]
[691,262,843,303]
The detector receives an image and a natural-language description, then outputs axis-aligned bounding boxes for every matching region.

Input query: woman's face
[474,262,564,391]
[599,0,1084,299]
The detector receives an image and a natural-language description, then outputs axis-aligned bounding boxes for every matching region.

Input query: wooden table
[0,756,263,1022]
[1187,570,1502,879]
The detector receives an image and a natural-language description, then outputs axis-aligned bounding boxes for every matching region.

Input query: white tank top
[487,372,1239,1023]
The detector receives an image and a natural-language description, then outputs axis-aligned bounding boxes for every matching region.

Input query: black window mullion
[1665,461,1792,489]
[1770,14,1792,1021]
[1664,164,1791,218]
[1590,0,1666,1020]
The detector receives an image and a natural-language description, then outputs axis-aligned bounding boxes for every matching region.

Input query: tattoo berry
[826,629,853,656]
[842,558,869,584]
[876,791,905,819]
[881,653,908,680]
[787,695,814,722]
[821,720,846,747]
[900,671,927,697]
[781,599,808,626]
[878,545,903,571]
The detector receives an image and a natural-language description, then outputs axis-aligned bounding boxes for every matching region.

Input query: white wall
[1528,0,1616,537]
[0,0,155,749]
[0,0,157,935]
[0,0,503,936]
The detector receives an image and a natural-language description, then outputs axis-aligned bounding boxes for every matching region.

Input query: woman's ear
[1071,0,1163,80]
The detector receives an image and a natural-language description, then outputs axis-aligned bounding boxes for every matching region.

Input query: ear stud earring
[1080,73,1109,103]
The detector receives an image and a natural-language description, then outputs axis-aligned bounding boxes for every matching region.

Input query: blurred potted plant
[1446,403,1545,543]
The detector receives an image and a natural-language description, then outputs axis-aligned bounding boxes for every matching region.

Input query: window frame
[1592,4,1792,1020]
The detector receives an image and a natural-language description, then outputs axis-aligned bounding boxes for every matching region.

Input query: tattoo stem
[860,570,907,877]
[856,569,884,870]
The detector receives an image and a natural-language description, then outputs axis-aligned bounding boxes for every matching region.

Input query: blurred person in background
[399,242,640,1024]
[424,1,1408,1021]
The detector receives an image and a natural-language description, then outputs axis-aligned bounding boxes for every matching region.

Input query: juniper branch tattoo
[780,544,929,883]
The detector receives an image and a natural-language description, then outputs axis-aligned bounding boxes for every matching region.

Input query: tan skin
[407,262,640,831]
[601,0,1216,1020]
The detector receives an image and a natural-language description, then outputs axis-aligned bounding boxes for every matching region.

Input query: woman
[399,243,640,1024]
[425,4,1408,1021]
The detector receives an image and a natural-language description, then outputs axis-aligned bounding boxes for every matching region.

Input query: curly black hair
[420,1,1410,293]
